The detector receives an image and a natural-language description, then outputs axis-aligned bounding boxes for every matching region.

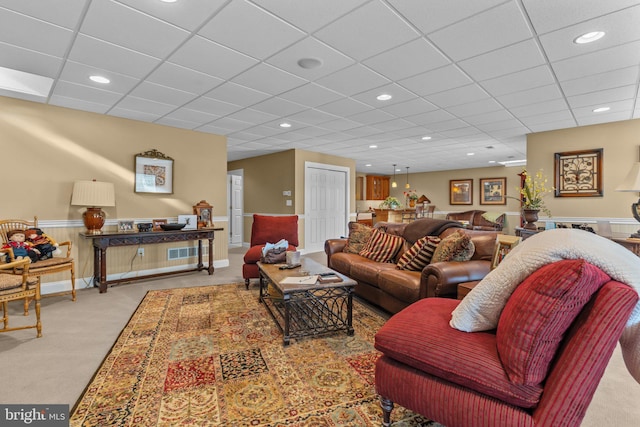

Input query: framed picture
[178,214,198,230]
[450,179,473,205]
[193,200,213,228]
[554,148,603,197]
[134,149,174,194]
[152,219,167,231]
[117,220,134,232]
[480,177,507,205]
[491,235,521,269]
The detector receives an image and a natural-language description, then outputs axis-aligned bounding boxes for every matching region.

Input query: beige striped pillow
[396,236,441,271]
[359,228,404,263]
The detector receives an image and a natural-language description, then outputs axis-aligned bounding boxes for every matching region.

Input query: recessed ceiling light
[89,75,110,84]
[488,160,496,164]
[160,0,178,3]
[297,58,323,69]
[467,152,475,156]
[574,31,605,44]
[593,106,610,113]
[376,94,392,101]
[279,122,291,128]
[369,145,377,149]
[421,136,432,141]
[365,164,372,167]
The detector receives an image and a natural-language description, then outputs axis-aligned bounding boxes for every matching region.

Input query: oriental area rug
[70,283,437,426]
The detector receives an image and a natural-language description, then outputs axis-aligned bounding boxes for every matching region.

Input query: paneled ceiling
[1,0,639,175]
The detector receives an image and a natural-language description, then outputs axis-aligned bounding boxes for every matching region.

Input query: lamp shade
[71,180,115,207]
[616,162,640,192]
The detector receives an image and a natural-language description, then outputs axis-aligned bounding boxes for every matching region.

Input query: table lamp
[616,161,640,238]
[71,180,115,234]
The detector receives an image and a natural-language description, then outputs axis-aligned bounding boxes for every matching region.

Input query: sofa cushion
[359,228,404,263]
[343,222,373,254]
[378,269,422,303]
[396,236,441,271]
[250,215,299,247]
[431,229,475,263]
[375,298,543,408]
[351,260,398,287]
[497,259,610,386]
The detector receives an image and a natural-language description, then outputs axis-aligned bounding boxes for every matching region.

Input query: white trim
[36,217,228,228]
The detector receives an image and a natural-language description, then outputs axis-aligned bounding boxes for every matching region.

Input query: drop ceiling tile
[458,38,546,81]
[316,64,390,97]
[183,96,242,116]
[116,0,227,31]
[68,34,161,78]
[539,6,640,62]
[115,95,177,116]
[348,109,396,125]
[0,0,88,29]
[315,0,419,61]
[560,67,639,97]
[567,85,636,109]
[198,0,305,59]
[463,110,516,126]
[49,95,111,114]
[168,36,258,80]
[577,111,632,126]
[406,109,456,126]
[164,107,220,124]
[447,98,504,117]
[426,84,489,108]
[520,110,575,127]
[109,106,162,122]
[287,109,339,126]
[266,37,354,80]
[279,83,343,108]
[52,80,123,106]
[315,97,372,117]
[380,98,438,117]
[231,63,307,95]
[572,99,635,118]
[522,0,640,34]
[399,64,472,96]
[479,65,555,97]
[204,81,270,106]
[351,83,417,108]
[80,1,189,59]
[225,108,280,126]
[250,97,307,117]
[371,118,416,132]
[429,1,532,61]
[147,62,223,95]
[496,84,563,108]
[201,116,254,133]
[363,38,450,81]
[428,118,470,132]
[510,99,570,118]
[0,7,73,57]
[129,81,197,106]
[59,61,140,94]
[388,0,505,34]
[0,42,63,78]
[551,41,640,82]
[155,116,200,129]
[319,119,364,131]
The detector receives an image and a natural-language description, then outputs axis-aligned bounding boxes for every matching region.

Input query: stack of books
[318,273,343,283]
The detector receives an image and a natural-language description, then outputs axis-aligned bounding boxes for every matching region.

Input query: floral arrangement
[516,169,553,216]
[380,196,401,209]
[403,190,418,200]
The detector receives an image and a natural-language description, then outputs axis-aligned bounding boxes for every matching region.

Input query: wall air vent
[167,246,209,261]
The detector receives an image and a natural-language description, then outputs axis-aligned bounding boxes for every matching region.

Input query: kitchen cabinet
[366,175,390,200]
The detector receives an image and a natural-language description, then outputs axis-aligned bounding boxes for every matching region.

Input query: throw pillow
[359,228,404,263]
[396,236,441,271]
[431,229,475,263]
[343,222,373,254]
[496,259,610,386]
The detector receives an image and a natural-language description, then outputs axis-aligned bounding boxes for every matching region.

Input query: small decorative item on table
[152,219,167,231]
[178,214,197,230]
[137,223,152,232]
[193,200,213,228]
[117,220,134,232]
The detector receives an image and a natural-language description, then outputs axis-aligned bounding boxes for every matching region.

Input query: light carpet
[70,283,436,426]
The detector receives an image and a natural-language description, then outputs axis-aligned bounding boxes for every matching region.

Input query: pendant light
[405,167,410,189]
[391,164,397,188]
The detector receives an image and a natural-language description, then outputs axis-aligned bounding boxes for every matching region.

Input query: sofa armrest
[420,260,491,299]
[325,238,347,266]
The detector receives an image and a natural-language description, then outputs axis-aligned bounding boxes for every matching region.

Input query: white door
[305,162,349,253]
[229,173,243,246]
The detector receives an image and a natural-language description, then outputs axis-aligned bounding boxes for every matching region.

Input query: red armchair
[242,214,299,288]
[375,259,638,427]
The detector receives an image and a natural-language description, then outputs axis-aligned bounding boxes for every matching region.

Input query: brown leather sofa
[446,209,505,231]
[325,218,498,314]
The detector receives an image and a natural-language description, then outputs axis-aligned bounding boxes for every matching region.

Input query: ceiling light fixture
[365,164,372,167]
[369,144,377,149]
[376,94,392,101]
[160,0,178,3]
[89,75,110,84]
[405,167,410,189]
[574,31,605,44]
[593,106,611,113]
[467,152,475,156]
[279,122,292,128]
[421,136,432,141]
[297,58,323,69]
[391,164,397,188]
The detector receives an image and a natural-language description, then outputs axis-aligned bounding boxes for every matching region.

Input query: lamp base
[83,207,106,234]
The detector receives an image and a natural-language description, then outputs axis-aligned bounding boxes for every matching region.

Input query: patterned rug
[70,283,436,426]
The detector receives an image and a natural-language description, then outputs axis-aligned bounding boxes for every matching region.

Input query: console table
[81,228,222,293]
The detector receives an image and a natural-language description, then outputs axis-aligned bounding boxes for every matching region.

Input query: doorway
[227,169,243,247]
[304,162,350,253]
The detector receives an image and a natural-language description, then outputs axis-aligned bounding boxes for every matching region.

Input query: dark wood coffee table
[257,258,356,345]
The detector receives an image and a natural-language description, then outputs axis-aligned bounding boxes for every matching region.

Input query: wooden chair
[0,257,41,337]
[0,217,76,301]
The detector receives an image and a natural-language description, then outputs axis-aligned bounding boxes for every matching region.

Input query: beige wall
[1,96,229,290]
[228,149,356,247]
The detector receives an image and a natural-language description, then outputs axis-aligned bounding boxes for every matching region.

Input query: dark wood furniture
[81,228,221,293]
[366,175,390,200]
[258,258,356,345]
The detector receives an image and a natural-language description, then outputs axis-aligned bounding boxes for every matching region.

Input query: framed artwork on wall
[480,177,507,205]
[450,179,473,205]
[134,149,174,194]
[554,148,603,197]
